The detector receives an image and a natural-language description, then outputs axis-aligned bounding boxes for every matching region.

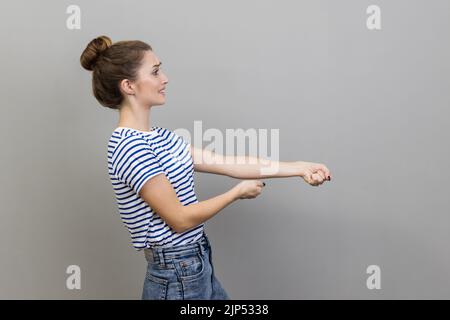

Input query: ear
[119,78,136,96]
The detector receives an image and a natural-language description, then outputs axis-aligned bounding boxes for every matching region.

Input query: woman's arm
[139,173,264,233]
[191,145,332,183]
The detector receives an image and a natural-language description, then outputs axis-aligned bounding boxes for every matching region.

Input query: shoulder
[110,132,155,160]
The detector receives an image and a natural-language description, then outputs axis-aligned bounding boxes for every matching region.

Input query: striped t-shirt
[107,126,205,251]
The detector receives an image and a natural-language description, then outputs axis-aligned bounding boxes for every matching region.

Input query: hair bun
[80,35,113,71]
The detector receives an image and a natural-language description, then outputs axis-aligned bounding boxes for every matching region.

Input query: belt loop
[197,241,205,256]
[204,233,211,249]
[157,249,166,267]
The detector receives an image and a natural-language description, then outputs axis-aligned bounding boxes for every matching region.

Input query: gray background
[1,0,449,299]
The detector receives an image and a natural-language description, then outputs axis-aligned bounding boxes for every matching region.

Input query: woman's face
[133,50,168,107]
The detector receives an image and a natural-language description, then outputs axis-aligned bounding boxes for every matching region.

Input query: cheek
[137,77,158,94]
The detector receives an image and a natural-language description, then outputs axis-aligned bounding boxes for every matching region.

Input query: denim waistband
[143,232,210,264]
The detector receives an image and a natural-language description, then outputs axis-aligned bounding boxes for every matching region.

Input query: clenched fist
[295,161,332,187]
[233,180,266,199]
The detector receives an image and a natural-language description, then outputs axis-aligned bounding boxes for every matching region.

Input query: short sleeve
[171,130,191,150]
[111,136,165,194]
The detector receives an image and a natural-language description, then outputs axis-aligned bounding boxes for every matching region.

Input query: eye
[153,69,160,76]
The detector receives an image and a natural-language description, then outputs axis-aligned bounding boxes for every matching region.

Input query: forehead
[142,50,160,68]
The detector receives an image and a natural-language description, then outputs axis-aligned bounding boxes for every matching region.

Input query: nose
[162,71,169,84]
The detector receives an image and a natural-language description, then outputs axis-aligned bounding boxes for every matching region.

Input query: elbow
[173,226,184,234]
[172,206,190,234]
[173,222,186,234]
[174,222,190,234]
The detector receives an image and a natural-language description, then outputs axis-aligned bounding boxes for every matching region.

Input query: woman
[80,35,332,300]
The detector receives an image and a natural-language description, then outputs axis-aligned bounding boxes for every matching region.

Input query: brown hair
[80,35,152,110]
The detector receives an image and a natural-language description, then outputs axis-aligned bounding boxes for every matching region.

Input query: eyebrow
[153,62,162,68]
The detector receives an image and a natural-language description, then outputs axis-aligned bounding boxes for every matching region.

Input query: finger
[313,172,324,182]
[316,170,326,180]
[309,172,320,185]
[321,165,331,180]
[312,173,323,183]
[309,172,317,184]
[315,164,331,180]
[311,174,320,186]
[317,173,325,183]
[319,169,329,181]
[311,164,325,180]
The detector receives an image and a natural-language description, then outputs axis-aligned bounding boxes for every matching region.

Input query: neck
[117,102,152,131]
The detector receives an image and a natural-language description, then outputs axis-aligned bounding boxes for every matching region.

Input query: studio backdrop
[1,0,449,299]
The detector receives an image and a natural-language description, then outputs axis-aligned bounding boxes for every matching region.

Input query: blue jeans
[142,232,230,300]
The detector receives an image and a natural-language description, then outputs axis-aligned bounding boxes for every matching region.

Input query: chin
[148,99,166,107]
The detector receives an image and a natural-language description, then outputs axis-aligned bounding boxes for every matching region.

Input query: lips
[159,88,166,94]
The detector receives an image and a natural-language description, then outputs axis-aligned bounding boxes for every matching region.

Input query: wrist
[229,186,240,201]
[291,161,306,177]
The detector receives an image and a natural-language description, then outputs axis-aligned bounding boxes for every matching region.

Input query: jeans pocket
[175,252,205,281]
[142,268,169,300]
